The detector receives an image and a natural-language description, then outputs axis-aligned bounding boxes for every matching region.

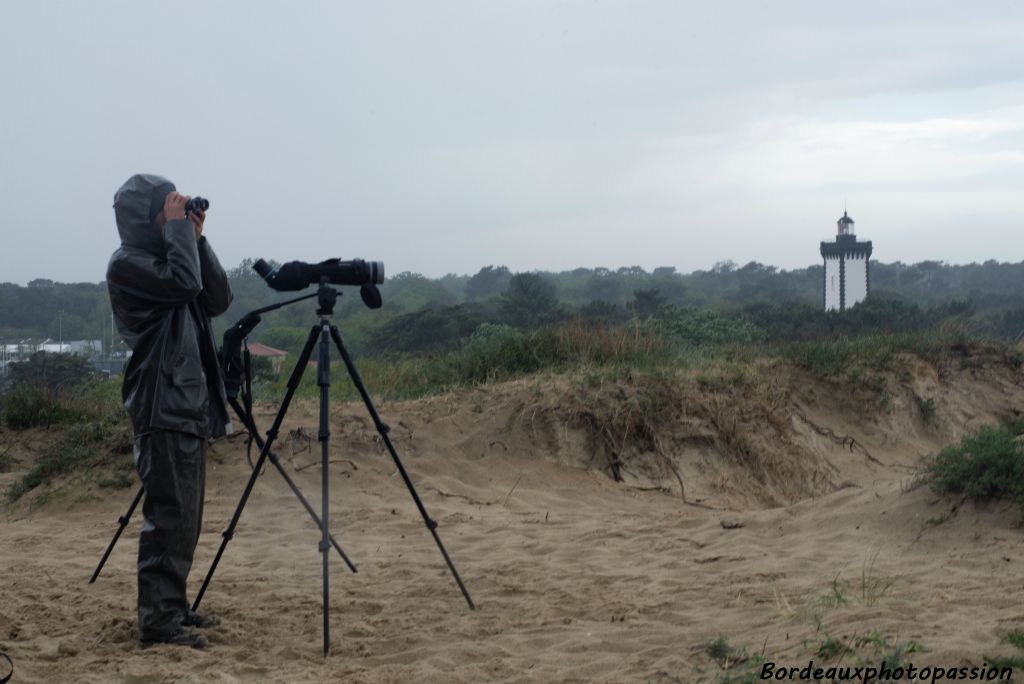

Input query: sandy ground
[2,362,1024,683]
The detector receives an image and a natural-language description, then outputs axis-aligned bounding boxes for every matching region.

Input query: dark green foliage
[256,326,310,356]
[577,300,626,323]
[630,288,667,320]
[924,420,1024,513]
[372,301,502,355]
[742,297,974,343]
[985,633,1024,674]
[1,352,97,429]
[0,279,116,344]
[379,271,458,311]
[255,318,673,402]
[501,272,560,328]
[6,351,93,392]
[250,355,277,382]
[782,333,950,379]
[1005,631,1024,650]
[2,384,69,429]
[659,308,765,346]
[464,265,511,300]
[447,324,542,383]
[3,258,1024,370]
[703,636,768,684]
[705,636,732,662]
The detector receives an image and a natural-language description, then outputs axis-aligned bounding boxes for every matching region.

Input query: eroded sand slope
[1,354,1023,682]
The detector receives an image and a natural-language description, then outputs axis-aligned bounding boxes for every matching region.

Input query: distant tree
[7,351,92,392]
[257,326,310,355]
[583,272,627,304]
[630,289,667,320]
[465,266,511,300]
[617,265,647,278]
[501,273,559,328]
[437,273,470,300]
[711,260,737,274]
[380,272,458,312]
[372,302,501,355]
[577,300,625,323]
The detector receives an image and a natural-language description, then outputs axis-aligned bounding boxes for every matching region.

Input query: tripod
[90,292,357,584]
[192,281,474,655]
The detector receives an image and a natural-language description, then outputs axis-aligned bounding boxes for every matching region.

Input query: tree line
[2,259,1022,358]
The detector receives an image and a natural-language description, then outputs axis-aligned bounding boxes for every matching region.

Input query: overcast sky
[1,1,1022,285]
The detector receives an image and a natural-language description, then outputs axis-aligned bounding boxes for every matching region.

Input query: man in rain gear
[107,174,233,648]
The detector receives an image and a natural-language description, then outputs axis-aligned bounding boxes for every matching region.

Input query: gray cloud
[0,0,1022,284]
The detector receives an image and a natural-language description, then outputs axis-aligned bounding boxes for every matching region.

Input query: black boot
[182,609,221,629]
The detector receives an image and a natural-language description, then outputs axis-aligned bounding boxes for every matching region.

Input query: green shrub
[451,323,541,382]
[2,384,68,429]
[924,421,1024,512]
[4,378,130,502]
[659,308,765,347]
[1,352,111,429]
[5,351,92,391]
[780,332,959,388]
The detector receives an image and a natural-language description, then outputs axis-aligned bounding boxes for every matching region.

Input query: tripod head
[317,280,339,318]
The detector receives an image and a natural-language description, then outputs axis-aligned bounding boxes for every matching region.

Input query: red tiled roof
[247,342,289,357]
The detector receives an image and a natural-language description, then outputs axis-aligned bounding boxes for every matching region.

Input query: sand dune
[1,357,1023,682]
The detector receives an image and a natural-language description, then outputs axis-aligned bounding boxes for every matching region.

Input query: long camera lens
[253,258,385,291]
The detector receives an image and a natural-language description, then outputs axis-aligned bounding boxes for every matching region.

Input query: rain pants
[106,174,233,640]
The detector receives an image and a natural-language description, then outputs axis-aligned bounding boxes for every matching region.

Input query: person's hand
[189,208,206,240]
[163,191,189,222]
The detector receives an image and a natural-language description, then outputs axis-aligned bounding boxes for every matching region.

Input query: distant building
[247,342,289,373]
[820,211,872,311]
[38,339,102,355]
[1,339,102,367]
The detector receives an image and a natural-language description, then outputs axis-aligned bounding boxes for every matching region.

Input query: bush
[5,351,92,392]
[781,333,953,380]
[1,352,99,429]
[448,323,540,383]
[4,379,130,502]
[659,308,765,347]
[924,420,1024,513]
[2,384,68,429]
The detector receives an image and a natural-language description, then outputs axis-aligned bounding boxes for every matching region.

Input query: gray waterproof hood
[113,174,176,255]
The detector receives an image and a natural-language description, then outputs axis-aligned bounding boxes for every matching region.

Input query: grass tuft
[3,379,131,503]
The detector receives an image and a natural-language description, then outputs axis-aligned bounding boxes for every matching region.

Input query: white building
[38,339,102,355]
[820,211,872,312]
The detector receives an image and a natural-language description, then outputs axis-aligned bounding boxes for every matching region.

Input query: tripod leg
[317,322,332,656]
[89,484,143,583]
[227,397,357,573]
[329,326,476,610]
[191,324,321,614]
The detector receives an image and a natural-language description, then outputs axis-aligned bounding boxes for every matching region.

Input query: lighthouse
[820,211,872,311]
